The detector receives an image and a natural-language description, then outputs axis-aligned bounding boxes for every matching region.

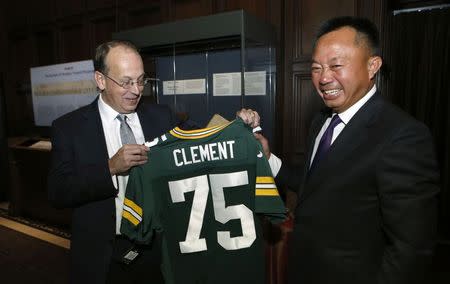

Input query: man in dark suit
[48,40,174,283]
[244,16,440,284]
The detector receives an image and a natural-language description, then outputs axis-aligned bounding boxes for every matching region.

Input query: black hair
[94,40,140,74]
[314,16,381,56]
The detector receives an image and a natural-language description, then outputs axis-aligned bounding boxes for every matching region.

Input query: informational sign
[162,79,206,95]
[213,71,266,96]
[244,71,266,96]
[30,60,97,126]
[213,72,241,96]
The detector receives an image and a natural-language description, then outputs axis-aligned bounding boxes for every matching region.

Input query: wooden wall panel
[221,0,266,17]
[29,0,56,25]
[217,0,280,28]
[6,3,30,30]
[87,0,115,11]
[124,3,163,29]
[90,14,117,57]
[60,22,89,62]
[34,29,57,66]
[6,34,34,134]
[57,1,86,18]
[297,0,356,58]
[169,0,213,21]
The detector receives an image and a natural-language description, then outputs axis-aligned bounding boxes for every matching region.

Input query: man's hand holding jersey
[237,108,272,159]
[109,144,149,176]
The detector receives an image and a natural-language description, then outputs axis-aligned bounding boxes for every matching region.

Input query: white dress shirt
[97,94,145,234]
[309,85,377,167]
[269,85,377,175]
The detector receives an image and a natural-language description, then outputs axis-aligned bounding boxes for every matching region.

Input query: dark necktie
[117,114,137,145]
[310,114,342,169]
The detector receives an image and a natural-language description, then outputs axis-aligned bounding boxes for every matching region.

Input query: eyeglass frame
[100,72,152,89]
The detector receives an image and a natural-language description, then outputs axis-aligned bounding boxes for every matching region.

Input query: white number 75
[168,170,256,254]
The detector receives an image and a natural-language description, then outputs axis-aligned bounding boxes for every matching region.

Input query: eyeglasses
[101,73,151,89]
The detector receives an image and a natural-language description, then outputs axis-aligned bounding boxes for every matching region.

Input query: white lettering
[210,143,219,161]
[199,144,210,162]
[190,145,201,164]
[217,142,227,159]
[172,140,237,166]
[173,149,183,167]
[181,148,192,165]
[227,140,235,158]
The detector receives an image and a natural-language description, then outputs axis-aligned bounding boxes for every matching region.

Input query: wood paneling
[297,0,356,58]
[57,1,86,18]
[124,3,162,29]
[6,34,34,134]
[89,14,117,57]
[169,0,213,21]
[217,0,280,28]
[87,0,115,11]
[30,0,57,25]
[59,22,89,62]
[34,29,57,66]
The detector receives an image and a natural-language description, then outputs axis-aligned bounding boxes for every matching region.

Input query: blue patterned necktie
[310,114,342,169]
[117,114,137,145]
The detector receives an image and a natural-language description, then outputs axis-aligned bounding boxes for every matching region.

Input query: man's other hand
[236,108,260,128]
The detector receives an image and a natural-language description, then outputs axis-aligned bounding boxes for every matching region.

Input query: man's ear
[368,56,382,80]
[94,71,106,91]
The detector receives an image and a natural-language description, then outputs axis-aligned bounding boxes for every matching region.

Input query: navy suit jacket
[48,97,176,283]
[288,93,440,284]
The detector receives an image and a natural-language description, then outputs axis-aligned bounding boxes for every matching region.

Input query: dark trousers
[107,236,164,284]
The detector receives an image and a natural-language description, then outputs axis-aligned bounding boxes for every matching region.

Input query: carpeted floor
[0,207,70,239]
[0,225,69,284]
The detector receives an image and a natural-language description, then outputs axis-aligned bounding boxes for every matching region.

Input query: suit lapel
[81,98,110,161]
[299,93,383,203]
[301,110,329,182]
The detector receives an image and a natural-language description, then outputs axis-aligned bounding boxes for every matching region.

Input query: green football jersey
[121,118,286,284]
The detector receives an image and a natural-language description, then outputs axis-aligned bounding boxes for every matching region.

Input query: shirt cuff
[268,153,282,177]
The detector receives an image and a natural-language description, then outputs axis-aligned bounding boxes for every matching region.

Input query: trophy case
[113,10,277,141]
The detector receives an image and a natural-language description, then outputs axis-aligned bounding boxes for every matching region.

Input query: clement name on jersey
[121,118,286,284]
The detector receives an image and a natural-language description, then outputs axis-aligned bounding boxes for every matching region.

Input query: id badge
[122,247,140,265]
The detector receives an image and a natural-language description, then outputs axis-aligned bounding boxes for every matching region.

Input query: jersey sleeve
[120,165,156,244]
[254,141,287,223]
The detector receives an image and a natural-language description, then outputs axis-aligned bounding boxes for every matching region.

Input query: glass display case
[113,10,277,142]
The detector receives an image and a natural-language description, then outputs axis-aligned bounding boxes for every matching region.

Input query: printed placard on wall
[162,79,206,95]
[30,60,97,126]
[213,71,266,96]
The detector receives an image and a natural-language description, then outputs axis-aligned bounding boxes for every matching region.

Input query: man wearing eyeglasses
[48,40,176,284]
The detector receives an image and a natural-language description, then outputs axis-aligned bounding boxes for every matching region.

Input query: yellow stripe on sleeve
[124,198,143,217]
[122,210,141,226]
[256,176,275,184]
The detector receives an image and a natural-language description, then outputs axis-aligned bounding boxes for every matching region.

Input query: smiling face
[311,27,382,113]
[95,45,145,114]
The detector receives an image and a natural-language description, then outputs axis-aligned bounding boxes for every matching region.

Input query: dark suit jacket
[48,97,176,284]
[288,93,440,284]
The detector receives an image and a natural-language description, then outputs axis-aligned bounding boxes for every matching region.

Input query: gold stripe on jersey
[256,176,275,184]
[256,176,279,196]
[124,198,143,217]
[123,211,140,226]
[170,121,233,140]
[256,189,279,196]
